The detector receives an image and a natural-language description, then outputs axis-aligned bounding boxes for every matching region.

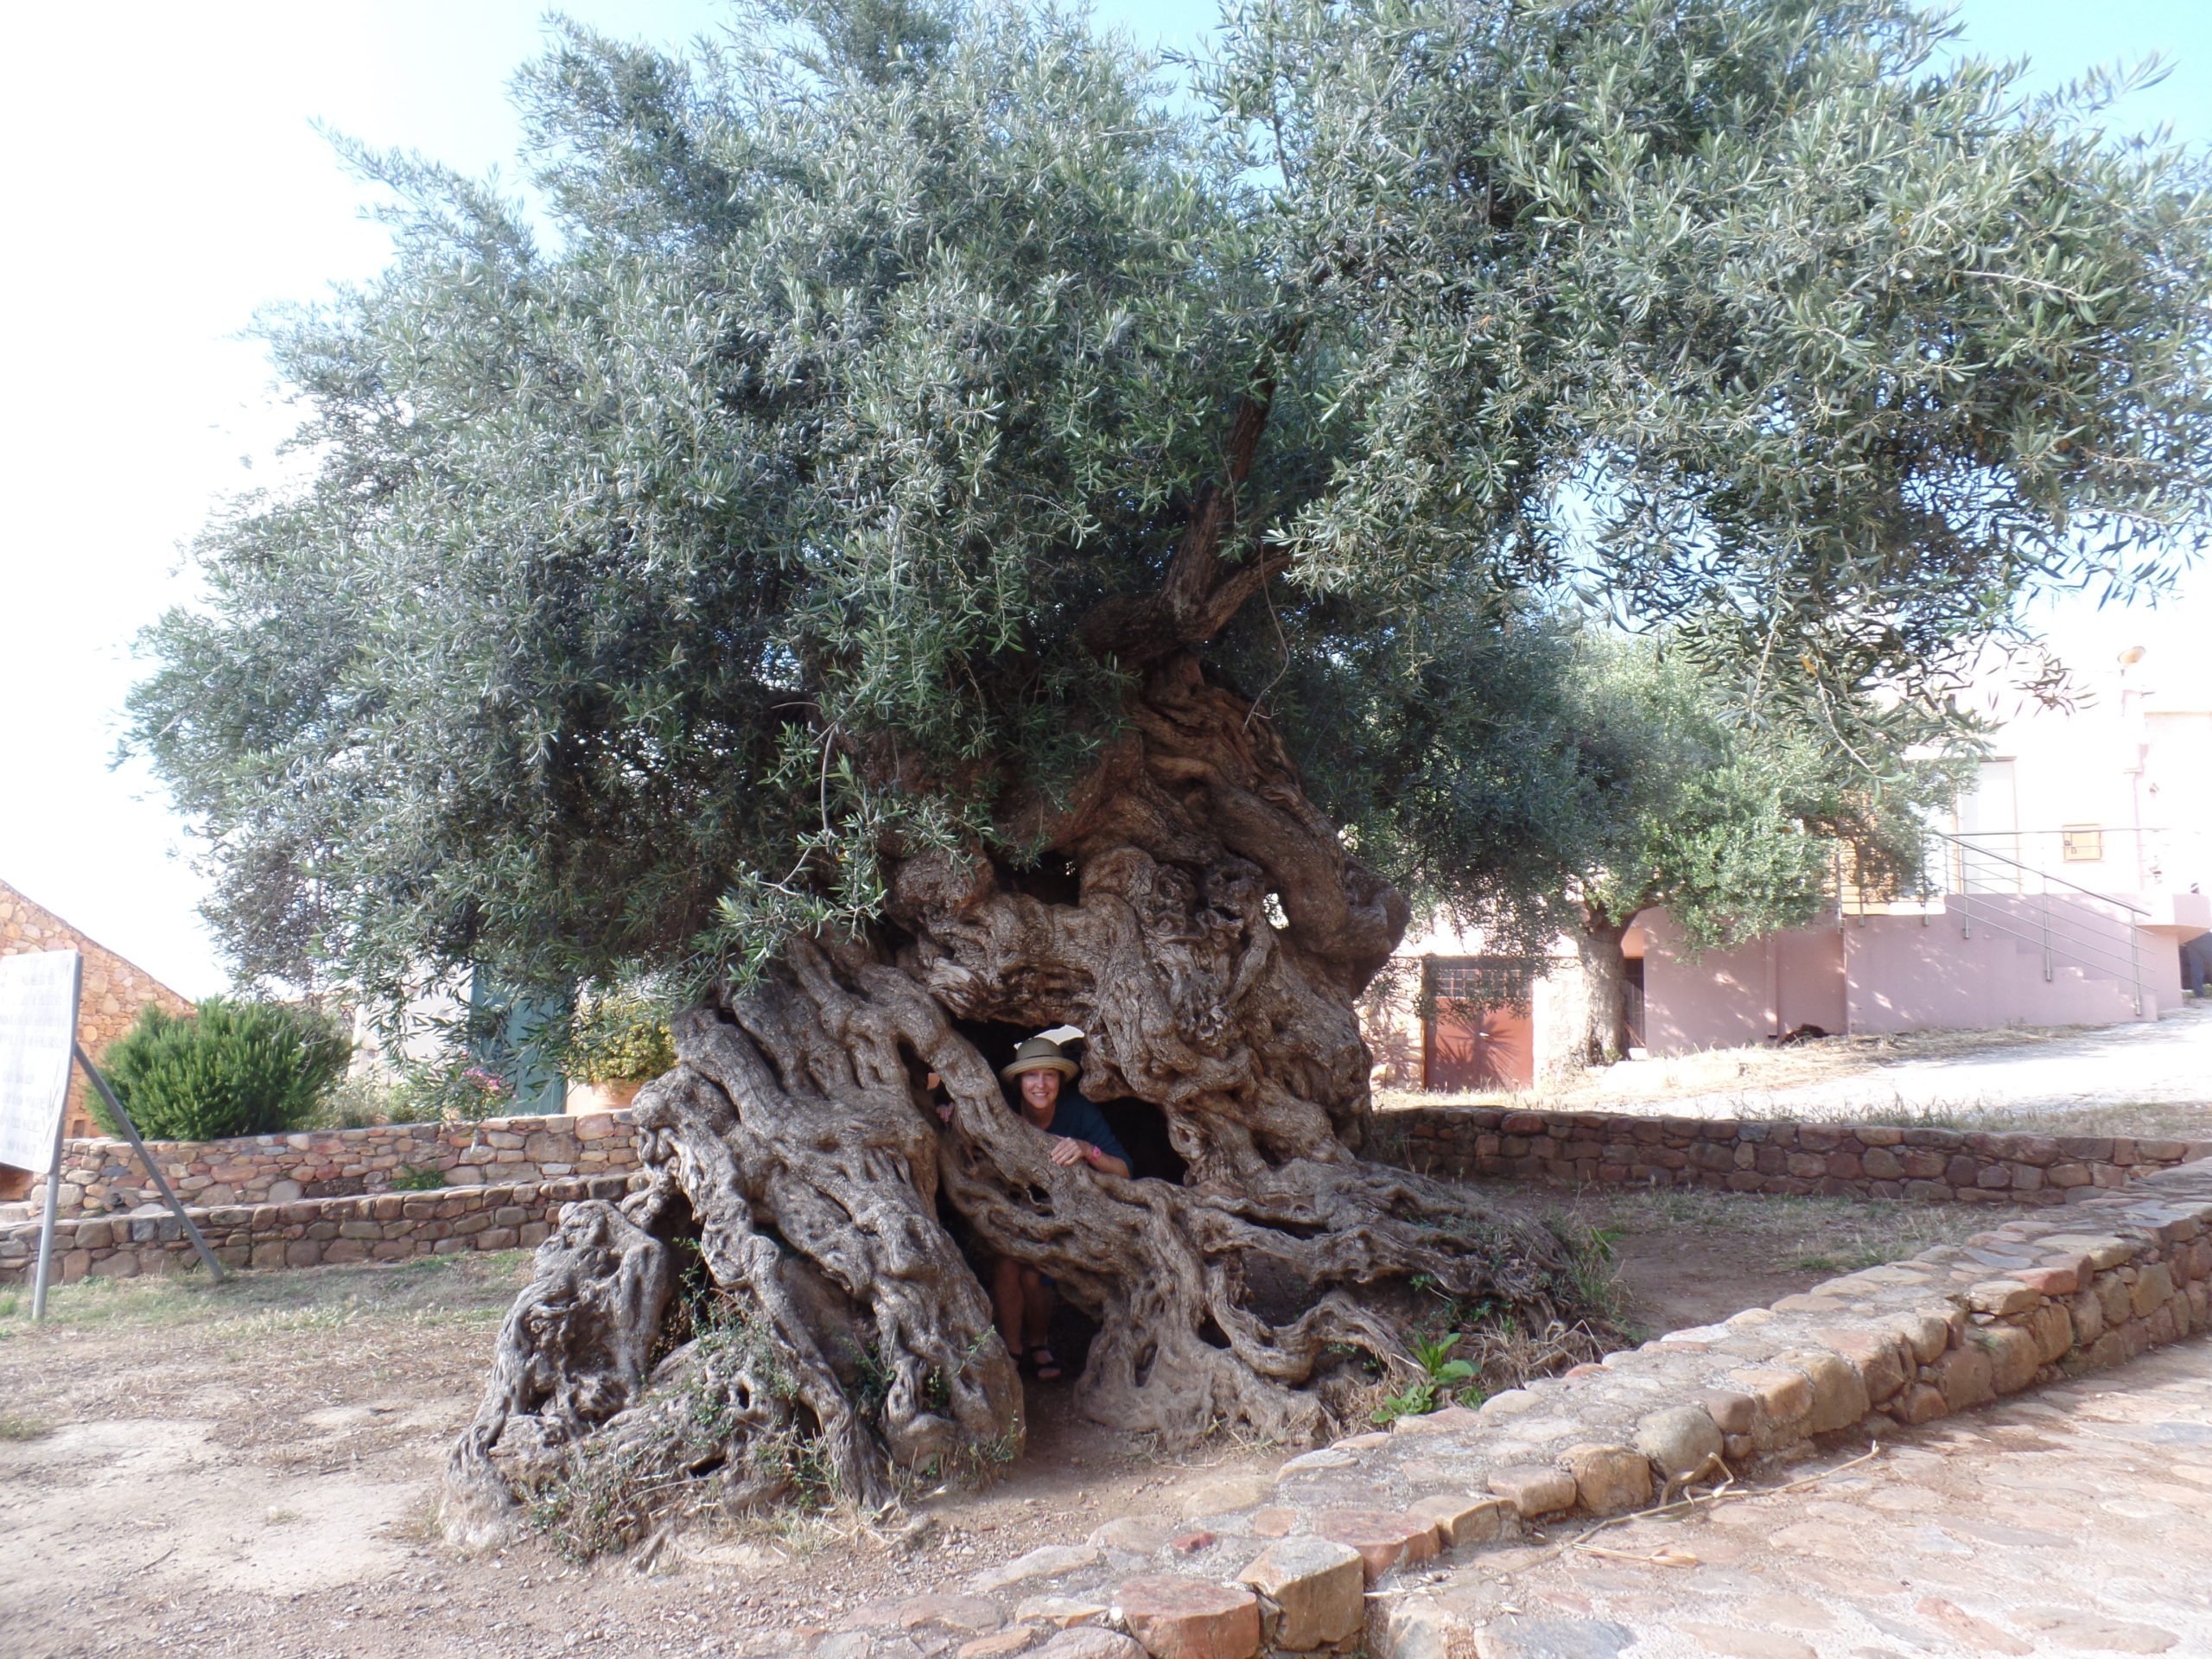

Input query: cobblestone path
[1430,1337,2212,1656]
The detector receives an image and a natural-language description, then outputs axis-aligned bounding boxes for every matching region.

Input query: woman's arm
[1050,1137,1130,1179]
[1081,1141,1130,1179]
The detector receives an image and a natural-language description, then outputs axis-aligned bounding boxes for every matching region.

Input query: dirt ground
[1376,1001,2212,1140]
[0,1188,2016,1659]
[1486,1184,2020,1341]
[1376,1021,2097,1113]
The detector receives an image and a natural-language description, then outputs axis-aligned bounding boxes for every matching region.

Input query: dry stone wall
[1375,1103,2212,1204]
[0,1173,637,1286]
[14,1110,642,1220]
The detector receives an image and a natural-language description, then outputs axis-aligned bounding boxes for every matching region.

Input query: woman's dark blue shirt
[1041,1089,1129,1167]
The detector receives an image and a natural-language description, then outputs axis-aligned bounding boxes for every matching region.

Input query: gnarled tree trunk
[445,399,1605,1550]
[444,654,1599,1549]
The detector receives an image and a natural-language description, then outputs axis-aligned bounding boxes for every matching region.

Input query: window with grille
[1424,956,1541,1012]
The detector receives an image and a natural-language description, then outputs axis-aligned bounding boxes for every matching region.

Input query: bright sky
[3,0,2207,998]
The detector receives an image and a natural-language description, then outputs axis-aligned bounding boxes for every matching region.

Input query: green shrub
[387,1061,515,1123]
[310,1073,392,1128]
[390,1164,448,1191]
[96,999,352,1143]
[563,991,675,1084]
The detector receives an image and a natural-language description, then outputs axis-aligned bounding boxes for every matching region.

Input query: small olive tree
[1561,639,1970,1062]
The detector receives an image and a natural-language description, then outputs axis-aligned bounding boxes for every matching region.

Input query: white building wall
[1955,641,2212,899]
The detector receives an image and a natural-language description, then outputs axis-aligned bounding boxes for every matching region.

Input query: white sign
[0,950,80,1172]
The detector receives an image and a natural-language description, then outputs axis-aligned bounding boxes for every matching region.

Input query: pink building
[1639,639,2210,1051]
[1367,639,2212,1084]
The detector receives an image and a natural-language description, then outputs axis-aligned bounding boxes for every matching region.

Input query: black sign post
[72,1041,228,1287]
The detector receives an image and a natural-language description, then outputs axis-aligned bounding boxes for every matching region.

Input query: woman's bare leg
[992,1255,1029,1353]
[1022,1271,1053,1356]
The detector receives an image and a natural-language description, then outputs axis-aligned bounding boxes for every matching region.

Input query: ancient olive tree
[130,0,2212,1541]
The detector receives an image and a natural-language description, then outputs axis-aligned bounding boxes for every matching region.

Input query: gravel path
[1433,1335,2212,1657]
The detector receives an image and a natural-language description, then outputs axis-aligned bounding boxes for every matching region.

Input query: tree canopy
[143,0,2212,1524]
[131,0,2212,1008]
[1532,626,1966,1057]
[1567,632,1964,951]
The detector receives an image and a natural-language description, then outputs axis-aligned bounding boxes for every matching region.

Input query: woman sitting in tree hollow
[939,1035,1129,1381]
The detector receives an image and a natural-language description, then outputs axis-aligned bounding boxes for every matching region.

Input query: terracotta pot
[563,1077,645,1115]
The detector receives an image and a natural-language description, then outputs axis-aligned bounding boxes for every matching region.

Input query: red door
[1424,998,1534,1092]
[1421,957,1538,1092]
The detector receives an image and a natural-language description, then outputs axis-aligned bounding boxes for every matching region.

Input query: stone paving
[1397,1333,2212,1657]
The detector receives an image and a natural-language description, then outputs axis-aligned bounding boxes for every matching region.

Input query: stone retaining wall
[16,1110,642,1220]
[0,1173,638,1286]
[1374,1103,2212,1205]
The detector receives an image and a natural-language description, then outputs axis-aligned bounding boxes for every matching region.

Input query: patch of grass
[0,1249,534,1337]
[1850,1099,2212,1140]
[390,1165,448,1192]
[1541,1215,1631,1326]
[1510,1183,2004,1281]
[0,1414,47,1440]
[236,1304,359,1337]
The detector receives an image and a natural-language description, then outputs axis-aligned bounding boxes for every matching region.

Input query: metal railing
[1943,825,2212,895]
[1927,829,2148,1016]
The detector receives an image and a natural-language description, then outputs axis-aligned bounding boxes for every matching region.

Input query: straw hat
[1000,1036,1077,1082]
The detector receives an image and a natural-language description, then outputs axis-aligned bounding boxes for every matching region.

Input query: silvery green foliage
[1559,632,1968,951]
[1211,0,2212,642]
[131,0,2212,1006]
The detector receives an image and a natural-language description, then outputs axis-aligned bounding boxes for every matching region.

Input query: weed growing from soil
[1544,1216,1631,1329]
[1370,1247,1619,1430]
[0,1414,46,1440]
[1371,1331,1482,1425]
